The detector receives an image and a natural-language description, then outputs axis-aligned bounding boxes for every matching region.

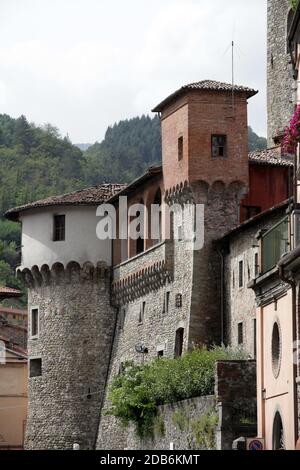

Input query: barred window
[212,135,227,158]
[53,214,65,241]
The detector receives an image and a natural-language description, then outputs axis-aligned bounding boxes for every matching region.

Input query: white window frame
[30,306,40,339]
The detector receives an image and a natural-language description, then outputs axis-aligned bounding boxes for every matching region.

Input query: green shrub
[290,0,299,11]
[107,346,246,437]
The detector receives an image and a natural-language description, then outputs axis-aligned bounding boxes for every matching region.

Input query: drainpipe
[278,265,299,446]
[218,247,225,346]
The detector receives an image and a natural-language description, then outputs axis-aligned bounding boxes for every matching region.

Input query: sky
[0,0,267,143]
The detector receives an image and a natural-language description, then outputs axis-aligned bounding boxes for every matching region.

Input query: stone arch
[227,180,248,201]
[81,261,95,282]
[210,180,226,194]
[22,268,35,288]
[192,179,209,203]
[31,265,43,287]
[66,261,81,283]
[51,262,65,284]
[40,264,51,284]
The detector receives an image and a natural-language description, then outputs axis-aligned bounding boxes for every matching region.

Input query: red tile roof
[5,183,127,221]
[0,287,22,299]
[152,80,258,112]
[249,147,294,167]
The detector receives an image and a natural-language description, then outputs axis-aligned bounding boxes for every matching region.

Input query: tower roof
[5,183,126,221]
[152,80,258,112]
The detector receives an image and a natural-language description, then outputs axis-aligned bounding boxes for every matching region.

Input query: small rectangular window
[178,136,183,161]
[29,358,42,377]
[238,322,243,345]
[157,350,164,358]
[139,301,146,324]
[254,253,259,278]
[163,291,170,314]
[239,260,243,288]
[31,308,39,338]
[53,214,65,242]
[212,135,227,158]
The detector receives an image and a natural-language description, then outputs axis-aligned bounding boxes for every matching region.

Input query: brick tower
[153,80,257,346]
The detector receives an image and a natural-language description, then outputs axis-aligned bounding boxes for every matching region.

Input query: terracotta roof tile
[0,286,22,299]
[5,183,127,221]
[248,147,294,167]
[152,80,258,112]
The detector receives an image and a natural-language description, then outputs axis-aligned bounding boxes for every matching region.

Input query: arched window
[273,411,285,450]
[174,328,184,358]
[287,8,295,53]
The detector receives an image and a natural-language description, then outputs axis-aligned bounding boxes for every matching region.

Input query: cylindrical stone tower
[5,187,121,449]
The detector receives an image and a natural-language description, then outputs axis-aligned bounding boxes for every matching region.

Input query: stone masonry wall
[215,360,257,450]
[224,206,287,357]
[267,0,296,145]
[126,396,215,451]
[21,262,116,450]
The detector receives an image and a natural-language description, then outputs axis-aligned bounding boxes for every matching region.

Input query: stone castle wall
[224,206,287,356]
[20,262,116,450]
[267,0,296,145]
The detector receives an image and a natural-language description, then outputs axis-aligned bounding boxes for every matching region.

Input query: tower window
[254,253,259,278]
[239,260,244,288]
[238,322,243,345]
[29,358,42,377]
[30,307,39,338]
[212,135,227,158]
[53,214,65,241]
[163,291,170,314]
[178,136,183,161]
[139,301,146,324]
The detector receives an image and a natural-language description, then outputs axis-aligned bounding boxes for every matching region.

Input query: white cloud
[0,0,267,142]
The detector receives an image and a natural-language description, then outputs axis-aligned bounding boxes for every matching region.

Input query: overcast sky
[0,0,267,143]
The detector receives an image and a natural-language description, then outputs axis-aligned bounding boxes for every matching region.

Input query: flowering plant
[282,105,300,154]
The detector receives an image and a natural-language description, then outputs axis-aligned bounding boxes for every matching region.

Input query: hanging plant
[282,104,300,154]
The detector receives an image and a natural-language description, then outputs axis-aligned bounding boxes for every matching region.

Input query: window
[254,253,259,278]
[273,411,285,450]
[272,321,281,378]
[178,136,183,161]
[29,358,42,377]
[253,319,257,359]
[238,322,243,345]
[239,260,244,288]
[157,350,164,358]
[139,301,146,324]
[212,135,227,158]
[175,293,182,308]
[163,291,170,314]
[53,214,65,241]
[30,308,39,338]
[174,328,184,358]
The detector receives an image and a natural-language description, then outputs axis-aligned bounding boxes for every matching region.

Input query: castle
[5,0,300,450]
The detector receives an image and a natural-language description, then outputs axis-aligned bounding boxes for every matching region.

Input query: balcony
[261,216,290,274]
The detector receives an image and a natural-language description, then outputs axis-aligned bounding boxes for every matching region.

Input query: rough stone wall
[224,206,287,356]
[188,181,247,347]
[267,0,296,145]
[215,360,257,450]
[126,396,215,450]
[21,262,116,450]
[97,211,194,449]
